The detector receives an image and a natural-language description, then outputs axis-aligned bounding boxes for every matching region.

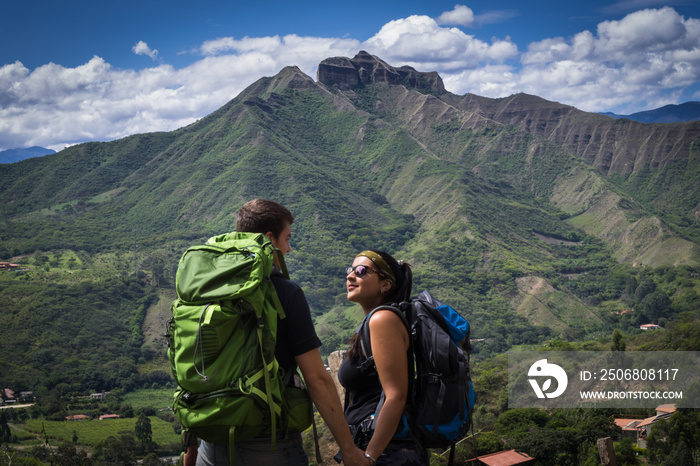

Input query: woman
[338,250,429,465]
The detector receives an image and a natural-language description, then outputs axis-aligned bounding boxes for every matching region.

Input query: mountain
[0,146,55,164]
[1,51,698,395]
[602,101,700,123]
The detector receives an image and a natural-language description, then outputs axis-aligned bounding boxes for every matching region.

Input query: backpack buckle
[181,391,195,406]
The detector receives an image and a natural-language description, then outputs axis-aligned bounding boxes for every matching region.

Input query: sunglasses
[345,264,380,278]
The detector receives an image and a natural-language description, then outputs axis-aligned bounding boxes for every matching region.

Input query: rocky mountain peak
[317,51,445,94]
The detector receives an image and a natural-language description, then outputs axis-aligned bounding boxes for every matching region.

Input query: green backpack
[166,232,312,457]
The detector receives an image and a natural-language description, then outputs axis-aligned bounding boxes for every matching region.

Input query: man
[188,199,367,466]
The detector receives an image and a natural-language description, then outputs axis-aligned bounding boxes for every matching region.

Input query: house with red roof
[469,449,535,465]
[636,404,676,448]
[613,418,642,440]
[1,388,16,405]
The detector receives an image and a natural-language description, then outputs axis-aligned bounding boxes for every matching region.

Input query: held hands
[342,445,373,466]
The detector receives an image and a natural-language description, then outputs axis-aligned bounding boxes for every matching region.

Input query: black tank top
[338,353,383,425]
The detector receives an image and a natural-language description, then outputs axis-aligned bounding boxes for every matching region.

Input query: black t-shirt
[270,269,322,374]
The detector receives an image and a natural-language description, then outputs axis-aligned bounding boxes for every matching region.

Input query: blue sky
[2,0,700,151]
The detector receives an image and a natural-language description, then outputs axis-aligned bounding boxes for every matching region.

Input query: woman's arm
[364,309,410,460]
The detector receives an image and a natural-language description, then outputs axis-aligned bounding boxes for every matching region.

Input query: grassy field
[122,387,175,410]
[24,416,180,447]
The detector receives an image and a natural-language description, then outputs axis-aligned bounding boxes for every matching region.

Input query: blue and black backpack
[359,290,476,456]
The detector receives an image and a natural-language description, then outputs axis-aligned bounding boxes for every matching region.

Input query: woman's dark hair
[347,250,412,362]
[372,250,412,305]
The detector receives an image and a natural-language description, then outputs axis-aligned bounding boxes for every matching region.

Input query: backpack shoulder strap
[358,304,409,360]
[266,273,286,320]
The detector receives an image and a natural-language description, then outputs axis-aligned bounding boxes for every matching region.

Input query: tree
[634,278,656,302]
[667,409,700,462]
[672,290,700,314]
[641,290,671,321]
[54,441,92,465]
[494,408,549,434]
[574,413,621,444]
[0,409,11,446]
[611,329,626,351]
[615,437,639,465]
[622,275,638,302]
[119,402,134,418]
[646,419,671,463]
[658,442,694,466]
[134,412,153,451]
[511,426,579,461]
[92,432,137,465]
[32,250,49,266]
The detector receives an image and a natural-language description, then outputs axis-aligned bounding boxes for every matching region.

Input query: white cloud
[363,15,518,69]
[132,41,159,60]
[1,7,700,151]
[599,0,676,15]
[436,5,518,27]
[436,5,475,27]
[515,6,700,112]
[595,7,693,57]
[441,64,519,97]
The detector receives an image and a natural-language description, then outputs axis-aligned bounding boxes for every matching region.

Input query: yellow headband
[356,251,396,287]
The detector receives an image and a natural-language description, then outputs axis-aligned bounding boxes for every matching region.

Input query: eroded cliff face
[444,92,700,176]
[317,51,445,95]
